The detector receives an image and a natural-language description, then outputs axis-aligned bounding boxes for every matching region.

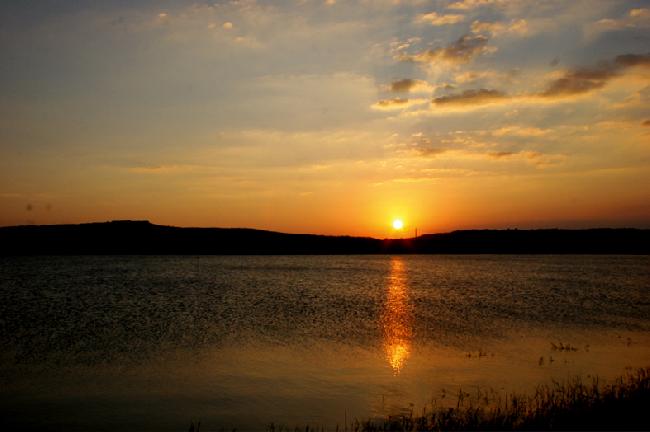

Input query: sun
[392,219,404,230]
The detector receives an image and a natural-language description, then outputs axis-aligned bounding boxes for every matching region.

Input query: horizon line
[2,219,649,240]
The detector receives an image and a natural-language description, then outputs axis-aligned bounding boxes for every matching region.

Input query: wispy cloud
[433,89,506,106]
[541,54,650,98]
[453,69,517,84]
[416,11,464,26]
[585,7,650,39]
[390,133,449,157]
[486,150,565,167]
[630,8,650,18]
[384,51,650,118]
[470,19,528,37]
[371,98,428,110]
[491,126,549,137]
[447,0,501,11]
[398,34,494,64]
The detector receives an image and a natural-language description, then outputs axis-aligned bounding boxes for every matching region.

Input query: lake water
[1,255,649,431]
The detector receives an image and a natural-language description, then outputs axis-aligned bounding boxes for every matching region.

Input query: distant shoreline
[1,220,649,255]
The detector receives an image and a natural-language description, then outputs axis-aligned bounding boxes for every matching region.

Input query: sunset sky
[1,0,649,236]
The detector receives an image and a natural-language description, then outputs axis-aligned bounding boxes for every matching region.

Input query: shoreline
[2,221,650,254]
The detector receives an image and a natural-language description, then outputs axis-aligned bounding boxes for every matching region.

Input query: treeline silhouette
[0,220,648,255]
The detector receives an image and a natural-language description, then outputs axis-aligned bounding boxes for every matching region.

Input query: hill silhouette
[1,220,649,255]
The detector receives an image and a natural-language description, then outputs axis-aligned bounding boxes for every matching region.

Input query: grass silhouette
[265,367,650,431]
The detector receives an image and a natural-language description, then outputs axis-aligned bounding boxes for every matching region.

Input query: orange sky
[1,1,649,237]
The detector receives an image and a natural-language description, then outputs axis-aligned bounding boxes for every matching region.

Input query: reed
[265,367,650,431]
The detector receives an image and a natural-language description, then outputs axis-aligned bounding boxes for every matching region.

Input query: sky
[1,0,649,236]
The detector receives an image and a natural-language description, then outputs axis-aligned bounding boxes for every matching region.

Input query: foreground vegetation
[266,367,650,432]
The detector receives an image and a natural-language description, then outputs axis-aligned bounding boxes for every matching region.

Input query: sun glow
[392,219,404,230]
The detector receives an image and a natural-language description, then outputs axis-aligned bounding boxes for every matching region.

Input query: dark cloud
[488,151,515,159]
[418,147,447,156]
[541,53,650,98]
[541,68,615,97]
[400,34,491,64]
[390,79,422,92]
[643,119,650,126]
[433,89,506,105]
[614,53,650,67]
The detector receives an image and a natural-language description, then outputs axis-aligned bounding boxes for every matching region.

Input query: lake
[1,255,649,431]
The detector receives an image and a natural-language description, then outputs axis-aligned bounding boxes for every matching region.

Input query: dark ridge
[0,221,649,255]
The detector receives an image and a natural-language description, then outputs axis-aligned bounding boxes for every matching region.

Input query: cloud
[394,133,448,156]
[432,88,506,106]
[453,69,516,84]
[399,34,494,64]
[491,126,548,137]
[615,53,650,67]
[541,53,650,98]
[488,151,514,159]
[416,11,464,26]
[586,8,650,39]
[373,97,408,107]
[590,18,628,34]
[371,97,428,110]
[643,120,650,127]
[447,0,500,10]
[630,8,650,19]
[541,69,616,97]
[470,19,528,37]
[396,52,650,117]
[388,37,423,57]
[492,126,549,138]
[470,20,502,34]
[486,151,565,167]
[388,78,434,93]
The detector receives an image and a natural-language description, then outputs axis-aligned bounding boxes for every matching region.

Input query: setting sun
[392,219,404,230]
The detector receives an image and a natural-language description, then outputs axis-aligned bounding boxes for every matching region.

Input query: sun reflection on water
[382,257,412,375]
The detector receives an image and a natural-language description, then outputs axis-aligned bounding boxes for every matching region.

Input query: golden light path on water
[382,257,412,374]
